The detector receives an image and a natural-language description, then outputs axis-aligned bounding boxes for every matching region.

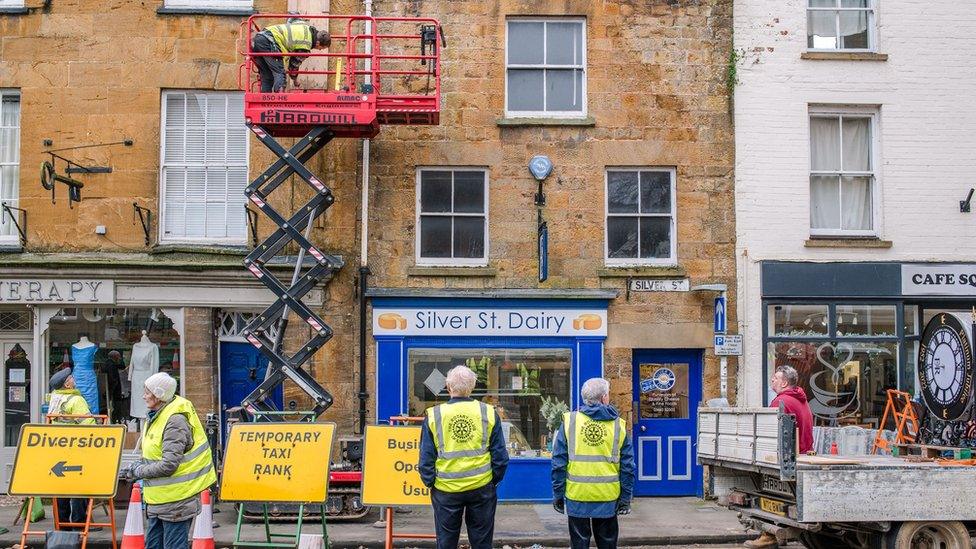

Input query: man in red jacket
[770,365,814,454]
[745,365,814,549]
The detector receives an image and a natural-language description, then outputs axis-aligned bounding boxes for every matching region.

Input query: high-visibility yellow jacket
[47,389,96,424]
[562,411,625,502]
[426,400,496,493]
[140,396,217,505]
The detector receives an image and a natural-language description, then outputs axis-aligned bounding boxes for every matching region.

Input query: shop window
[407,347,571,457]
[163,0,253,11]
[416,168,488,265]
[0,90,20,245]
[809,110,877,236]
[160,91,248,243]
[767,340,898,427]
[807,0,875,51]
[834,304,896,337]
[47,308,182,424]
[768,304,830,337]
[0,310,30,332]
[904,305,919,336]
[605,169,676,265]
[505,18,586,117]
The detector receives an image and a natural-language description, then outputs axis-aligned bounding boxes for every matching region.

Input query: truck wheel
[888,521,971,549]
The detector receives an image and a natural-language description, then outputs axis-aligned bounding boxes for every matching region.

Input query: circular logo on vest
[582,422,608,446]
[448,414,477,443]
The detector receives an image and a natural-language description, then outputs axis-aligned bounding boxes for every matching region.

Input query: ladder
[872,389,919,454]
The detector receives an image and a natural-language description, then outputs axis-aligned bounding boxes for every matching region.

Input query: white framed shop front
[0,272,302,486]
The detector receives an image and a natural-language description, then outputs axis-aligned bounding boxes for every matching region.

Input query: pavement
[0,497,751,548]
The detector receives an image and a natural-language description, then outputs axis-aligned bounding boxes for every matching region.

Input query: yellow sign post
[362,425,430,506]
[8,424,125,498]
[220,422,336,502]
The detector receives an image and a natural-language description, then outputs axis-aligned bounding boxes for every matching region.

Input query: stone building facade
[0,0,734,497]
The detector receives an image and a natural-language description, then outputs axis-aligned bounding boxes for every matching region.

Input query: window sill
[0,243,24,253]
[598,266,685,278]
[496,116,595,127]
[0,7,29,14]
[151,243,249,256]
[156,7,256,16]
[804,238,892,249]
[408,265,498,277]
[801,52,889,61]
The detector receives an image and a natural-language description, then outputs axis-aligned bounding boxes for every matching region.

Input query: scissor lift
[237,14,444,419]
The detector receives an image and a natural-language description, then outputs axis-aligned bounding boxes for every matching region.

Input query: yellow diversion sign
[220,422,336,503]
[362,425,430,506]
[8,424,125,498]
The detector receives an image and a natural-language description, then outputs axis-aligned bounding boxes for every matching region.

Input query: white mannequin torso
[73,336,95,349]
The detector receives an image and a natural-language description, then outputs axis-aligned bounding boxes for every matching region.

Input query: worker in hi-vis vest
[251,20,332,92]
[419,365,509,549]
[551,378,635,549]
[46,367,96,529]
[121,373,216,549]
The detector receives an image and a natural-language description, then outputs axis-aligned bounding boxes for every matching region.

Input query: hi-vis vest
[266,23,314,54]
[563,411,625,502]
[141,396,217,505]
[427,400,496,493]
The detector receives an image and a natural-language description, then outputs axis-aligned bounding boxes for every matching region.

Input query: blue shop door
[220,342,282,438]
[632,349,703,497]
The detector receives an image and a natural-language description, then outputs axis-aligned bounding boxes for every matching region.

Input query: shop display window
[834,304,896,337]
[47,308,181,424]
[407,347,571,458]
[769,304,829,337]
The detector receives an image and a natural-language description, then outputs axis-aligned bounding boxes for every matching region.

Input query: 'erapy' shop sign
[372,308,607,337]
[902,265,976,296]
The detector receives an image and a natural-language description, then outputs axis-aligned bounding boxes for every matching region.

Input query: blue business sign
[538,221,549,283]
[528,155,554,181]
[714,296,726,334]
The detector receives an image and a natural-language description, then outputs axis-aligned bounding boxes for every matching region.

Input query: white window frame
[504,17,587,119]
[604,167,678,267]
[159,90,249,245]
[808,106,880,238]
[0,90,20,246]
[806,0,876,52]
[163,0,253,11]
[415,167,489,267]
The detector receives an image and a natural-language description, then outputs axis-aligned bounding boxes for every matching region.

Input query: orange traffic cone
[191,490,215,549]
[121,484,145,549]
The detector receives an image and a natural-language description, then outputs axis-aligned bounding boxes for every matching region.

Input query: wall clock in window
[918,312,975,421]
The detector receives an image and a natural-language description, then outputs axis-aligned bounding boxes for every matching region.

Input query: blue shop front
[370,290,613,502]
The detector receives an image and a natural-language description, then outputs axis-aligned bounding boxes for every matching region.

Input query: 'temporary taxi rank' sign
[220,423,336,503]
[362,425,430,506]
[8,424,125,498]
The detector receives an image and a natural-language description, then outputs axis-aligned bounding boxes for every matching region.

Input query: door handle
[248,367,258,381]
[640,425,647,432]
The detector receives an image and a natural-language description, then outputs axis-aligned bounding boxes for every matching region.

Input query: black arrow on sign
[51,461,83,477]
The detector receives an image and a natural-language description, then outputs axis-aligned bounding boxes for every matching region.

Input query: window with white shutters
[0,90,20,245]
[163,0,253,11]
[160,91,248,243]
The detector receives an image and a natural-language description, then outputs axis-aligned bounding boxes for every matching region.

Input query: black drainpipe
[357,265,370,434]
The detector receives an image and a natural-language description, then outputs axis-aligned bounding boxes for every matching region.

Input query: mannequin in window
[128,331,159,419]
[70,335,99,416]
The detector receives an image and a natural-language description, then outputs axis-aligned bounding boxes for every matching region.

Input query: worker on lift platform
[251,20,332,93]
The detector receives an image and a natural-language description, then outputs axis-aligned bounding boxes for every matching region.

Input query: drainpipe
[357,0,374,435]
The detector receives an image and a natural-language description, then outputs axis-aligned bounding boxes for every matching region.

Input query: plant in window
[517,363,540,396]
[540,396,569,436]
[465,356,491,387]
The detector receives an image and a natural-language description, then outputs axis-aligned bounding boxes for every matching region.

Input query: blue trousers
[145,515,192,549]
[55,498,87,527]
[431,483,497,549]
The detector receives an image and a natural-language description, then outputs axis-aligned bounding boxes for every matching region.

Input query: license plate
[761,475,793,497]
[759,497,787,516]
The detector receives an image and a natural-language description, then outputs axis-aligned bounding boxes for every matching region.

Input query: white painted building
[733,0,976,428]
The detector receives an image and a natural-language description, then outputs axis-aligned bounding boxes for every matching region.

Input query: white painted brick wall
[733,0,976,405]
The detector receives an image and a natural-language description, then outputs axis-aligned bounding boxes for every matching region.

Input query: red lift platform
[238,14,444,138]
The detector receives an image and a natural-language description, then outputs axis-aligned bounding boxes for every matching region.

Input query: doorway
[219,341,281,441]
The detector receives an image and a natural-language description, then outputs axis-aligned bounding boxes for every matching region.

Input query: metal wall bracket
[246,208,259,248]
[1,203,27,247]
[132,203,152,247]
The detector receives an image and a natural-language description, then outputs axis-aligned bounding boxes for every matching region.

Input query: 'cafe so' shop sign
[903,265,976,296]
[372,308,608,337]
